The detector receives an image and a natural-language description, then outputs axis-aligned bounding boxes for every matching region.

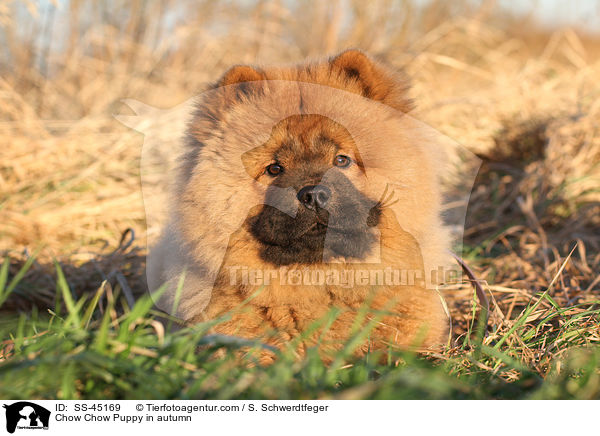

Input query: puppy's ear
[330,49,413,112]
[331,49,378,90]
[219,65,265,86]
[217,65,266,100]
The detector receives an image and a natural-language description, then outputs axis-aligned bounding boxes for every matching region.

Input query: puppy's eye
[266,163,283,176]
[334,155,351,168]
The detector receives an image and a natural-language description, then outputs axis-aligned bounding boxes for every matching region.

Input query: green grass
[0,257,599,400]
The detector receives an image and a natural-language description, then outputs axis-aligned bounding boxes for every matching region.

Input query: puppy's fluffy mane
[148,49,452,358]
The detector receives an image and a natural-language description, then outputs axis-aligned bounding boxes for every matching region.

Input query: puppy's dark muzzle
[297,185,331,210]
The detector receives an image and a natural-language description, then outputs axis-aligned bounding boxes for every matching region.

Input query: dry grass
[1,0,599,398]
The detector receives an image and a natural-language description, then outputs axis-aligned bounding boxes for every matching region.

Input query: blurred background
[1,1,599,322]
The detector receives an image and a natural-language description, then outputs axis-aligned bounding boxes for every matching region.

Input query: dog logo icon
[2,402,50,433]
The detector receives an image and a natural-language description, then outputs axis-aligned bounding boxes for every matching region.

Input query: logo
[2,402,50,434]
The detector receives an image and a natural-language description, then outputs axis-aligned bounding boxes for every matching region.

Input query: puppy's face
[179,50,444,274]
[242,114,381,265]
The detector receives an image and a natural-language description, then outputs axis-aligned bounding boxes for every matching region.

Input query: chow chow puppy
[148,49,451,360]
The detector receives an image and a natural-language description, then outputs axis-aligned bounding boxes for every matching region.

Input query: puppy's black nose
[297,185,331,210]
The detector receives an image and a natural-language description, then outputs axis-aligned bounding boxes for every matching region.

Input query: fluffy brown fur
[148,49,451,361]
